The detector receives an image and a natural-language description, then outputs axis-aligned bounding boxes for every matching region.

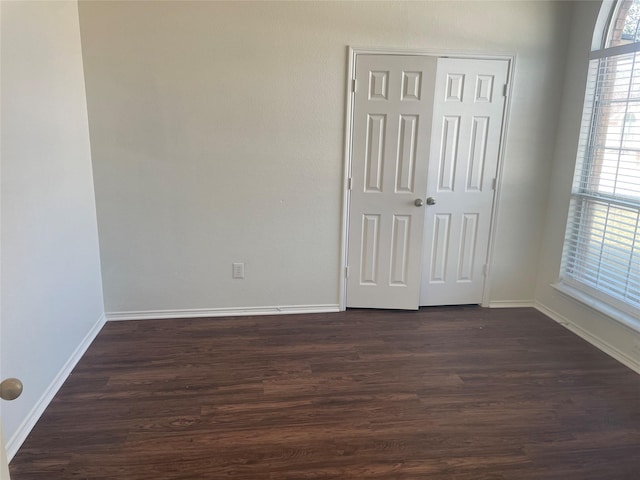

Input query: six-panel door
[419,58,509,306]
[347,55,437,309]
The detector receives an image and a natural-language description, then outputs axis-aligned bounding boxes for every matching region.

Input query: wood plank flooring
[9,307,640,479]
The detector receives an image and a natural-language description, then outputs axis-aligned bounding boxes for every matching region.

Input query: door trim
[339,47,516,311]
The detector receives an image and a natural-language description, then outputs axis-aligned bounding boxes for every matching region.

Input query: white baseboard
[106,304,341,321]
[487,300,535,308]
[535,303,640,375]
[6,313,107,461]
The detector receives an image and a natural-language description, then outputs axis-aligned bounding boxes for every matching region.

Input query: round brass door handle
[415,198,425,207]
[1,378,23,401]
[426,197,436,205]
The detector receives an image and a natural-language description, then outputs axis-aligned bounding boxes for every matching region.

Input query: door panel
[420,58,509,306]
[347,55,437,309]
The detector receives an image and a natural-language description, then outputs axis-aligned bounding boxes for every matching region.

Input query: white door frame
[339,47,516,311]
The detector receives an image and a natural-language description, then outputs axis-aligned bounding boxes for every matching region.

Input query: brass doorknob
[1,378,23,401]
[426,197,436,205]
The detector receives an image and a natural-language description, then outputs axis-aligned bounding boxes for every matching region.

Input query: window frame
[557,0,640,331]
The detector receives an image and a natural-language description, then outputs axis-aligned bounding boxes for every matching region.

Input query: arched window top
[607,0,640,47]
[591,0,640,59]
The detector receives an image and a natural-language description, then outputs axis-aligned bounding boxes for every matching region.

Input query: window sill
[552,282,640,334]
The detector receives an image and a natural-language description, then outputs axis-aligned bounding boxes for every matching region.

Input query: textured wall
[1,0,104,447]
[78,1,572,312]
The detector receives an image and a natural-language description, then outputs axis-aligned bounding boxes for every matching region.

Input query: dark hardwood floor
[9,307,640,479]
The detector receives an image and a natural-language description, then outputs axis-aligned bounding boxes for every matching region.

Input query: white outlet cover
[232,262,245,279]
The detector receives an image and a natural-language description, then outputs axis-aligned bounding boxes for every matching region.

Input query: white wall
[535,0,640,372]
[0,0,105,455]
[78,0,572,314]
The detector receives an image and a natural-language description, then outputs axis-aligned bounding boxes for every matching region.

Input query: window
[560,0,640,322]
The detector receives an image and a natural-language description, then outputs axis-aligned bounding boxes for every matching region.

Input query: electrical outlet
[232,262,245,279]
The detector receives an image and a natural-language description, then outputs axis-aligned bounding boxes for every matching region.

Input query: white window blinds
[561,50,640,315]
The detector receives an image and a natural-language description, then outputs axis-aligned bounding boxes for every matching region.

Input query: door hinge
[503,83,509,97]
[352,79,357,93]
[491,178,497,190]
[345,266,350,278]
[347,177,352,190]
